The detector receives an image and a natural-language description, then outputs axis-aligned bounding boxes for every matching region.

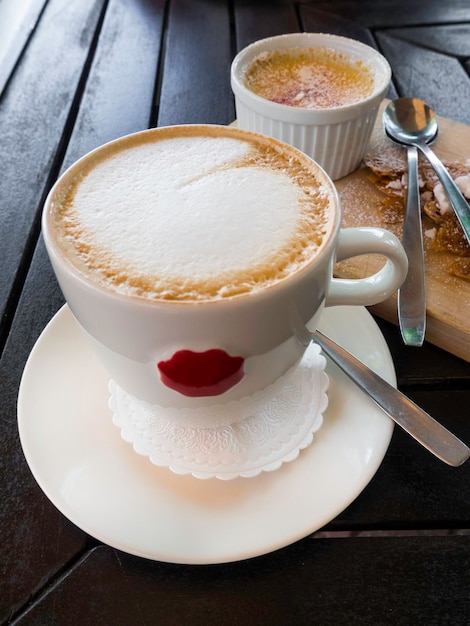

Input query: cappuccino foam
[51,126,335,301]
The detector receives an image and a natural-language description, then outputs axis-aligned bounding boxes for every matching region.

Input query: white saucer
[18,305,395,564]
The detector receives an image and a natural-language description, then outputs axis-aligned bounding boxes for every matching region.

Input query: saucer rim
[18,304,395,564]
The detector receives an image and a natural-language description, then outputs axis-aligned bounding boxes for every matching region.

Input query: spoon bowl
[383,97,438,145]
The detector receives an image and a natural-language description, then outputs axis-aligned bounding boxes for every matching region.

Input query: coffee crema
[50,126,335,301]
[243,47,375,109]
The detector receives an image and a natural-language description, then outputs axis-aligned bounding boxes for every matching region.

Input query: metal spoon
[384,101,425,346]
[383,97,470,245]
[312,330,469,467]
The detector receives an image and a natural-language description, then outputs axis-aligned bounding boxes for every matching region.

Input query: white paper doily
[110,342,329,480]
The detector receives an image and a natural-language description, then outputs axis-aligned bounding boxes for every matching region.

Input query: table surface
[1,0,469,624]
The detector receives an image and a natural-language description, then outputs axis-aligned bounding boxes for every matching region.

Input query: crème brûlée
[243,47,376,109]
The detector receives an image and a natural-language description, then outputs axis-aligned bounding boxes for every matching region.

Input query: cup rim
[42,124,341,307]
[231,32,392,125]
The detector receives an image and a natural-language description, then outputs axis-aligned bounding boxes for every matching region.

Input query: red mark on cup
[157,349,245,397]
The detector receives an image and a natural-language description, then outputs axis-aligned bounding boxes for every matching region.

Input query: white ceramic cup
[231,32,391,180]
[42,125,407,410]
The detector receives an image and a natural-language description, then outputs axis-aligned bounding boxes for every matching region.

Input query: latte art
[50,126,335,301]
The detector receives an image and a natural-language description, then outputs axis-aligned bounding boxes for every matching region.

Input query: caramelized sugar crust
[244,47,375,109]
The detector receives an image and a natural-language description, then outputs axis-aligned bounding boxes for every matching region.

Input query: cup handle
[325,227,408,307]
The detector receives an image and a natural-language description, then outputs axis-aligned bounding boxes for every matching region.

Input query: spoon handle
[418,142,470,245]
[313,330,470,467]
[398,146,426,346]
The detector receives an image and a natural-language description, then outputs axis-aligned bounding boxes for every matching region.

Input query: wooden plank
[15,538,470,624]
[0,0,47,97]
[0,0,105,341]
[376,31,470,124]
[335,387,470,528]
[60,0,165,169]
[233,0,300,51]
[300,4,377,46]
[311,0,470,28]
[384,23,470,58]
[372,317,470,387]
[157,0,233,126]
[0,1,164,621]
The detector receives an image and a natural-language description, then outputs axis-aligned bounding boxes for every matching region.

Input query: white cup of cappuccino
[231,33,391,180]
[42,125,406,410]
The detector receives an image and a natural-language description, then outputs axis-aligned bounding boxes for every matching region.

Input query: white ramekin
[231,33,391,180]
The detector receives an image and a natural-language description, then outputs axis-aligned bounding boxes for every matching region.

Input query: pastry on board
[363,136,470,279]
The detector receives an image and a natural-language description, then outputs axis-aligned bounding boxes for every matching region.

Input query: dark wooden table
[1,1,470,624]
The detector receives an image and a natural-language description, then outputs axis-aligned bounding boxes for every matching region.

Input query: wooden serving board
[334,101,470,362]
